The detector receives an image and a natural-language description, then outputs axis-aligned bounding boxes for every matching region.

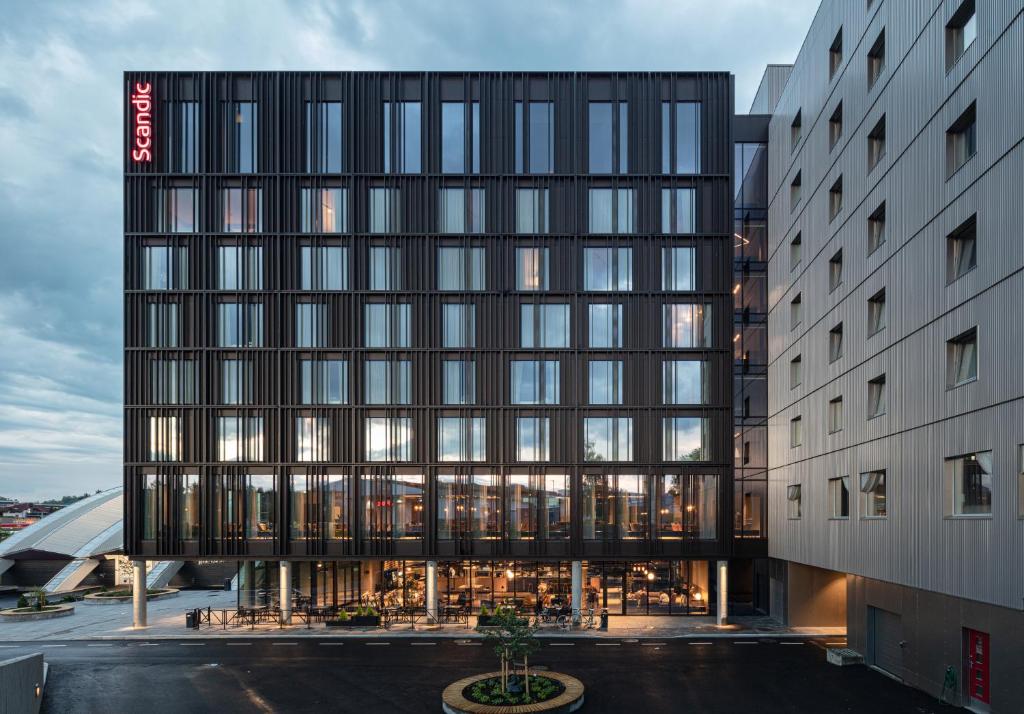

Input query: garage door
[869,606,903,678]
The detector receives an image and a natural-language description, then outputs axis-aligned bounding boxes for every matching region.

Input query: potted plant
[350,603,381,627]
[476,603,494,627]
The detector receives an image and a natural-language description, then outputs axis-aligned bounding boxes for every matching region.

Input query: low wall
[0,652,45,714]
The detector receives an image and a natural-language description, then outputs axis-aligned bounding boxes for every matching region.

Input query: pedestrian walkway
[0,589,845,641]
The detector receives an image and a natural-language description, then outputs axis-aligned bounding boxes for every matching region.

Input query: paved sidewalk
[0,589,845,641]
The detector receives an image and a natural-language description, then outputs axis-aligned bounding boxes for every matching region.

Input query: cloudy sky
[0,0,818,500]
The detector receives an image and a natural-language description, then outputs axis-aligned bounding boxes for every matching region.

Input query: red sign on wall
[130,82,153,162]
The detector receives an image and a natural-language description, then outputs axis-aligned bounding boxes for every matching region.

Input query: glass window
[656,474,717,539]
[868,289,886,335]
[365,360,411,405]
[791,294,803,329]
[442,360,475,405]
[515,101,554,174]
[787,484,802,519]
[516,417,551,461]
[362,474,423,539]
[245,473,275,540]
[179,473,200,539]
[438,417,486,462]
[790,355,802,388]
[868,374,886,418]
[221,359,252,405]
[868,202,886,253]
[947,328,978,386]
[441,102,466,174]
[439,187,485,233]
[829,250,843,292]
[946,102,977,176]
[790,416,802,447]
[300,358,348,405]
[583,417,633,462]
[860,470,887,517]
[149,359,197,405]
[143,244,188,290]
[296,416,330,461]
[368,245,401,291]
[588,303,623,348]
[583,247,632,291]
[295,302,327,348]
[663,417,708,461]
[470,475,501,539]
[588,102,627,174]
[226,101,258,173]
[305,101,342,173]
[506,474,537,538]
[521,304,569,348]
[290,471,349,540]
[300,245,348,290]
[218,302,262,348]
[167,101,198,173]
[663,360,705,404]
[946,215,977,283]
[662,246,696,290]
[147,415,180,461]
[364,303,410,348]
[435,474,461,540]
[516,188,550,233]
[365,417,412,462]
[945,0,977,69]
[947,451,992,516]
[589,360,624,405]
[511,360,559,405]
[222,188,262,232]
[300,188,347,233]
[217,415,264,461]
[158,187,197,232]
[217,244,262,290]
[661,188,696,234]
[828,396,844,433]
[146,303,179,348]
[828,476,850,518]
[662,102,701,174]
[515,247,549,291]
[442,303,475,348]
[588,188,635,234]
[581,474,645,539]
[383,101,421,174]
[369,187,401,233]
[663,304,711,348]
[438,246,485,291]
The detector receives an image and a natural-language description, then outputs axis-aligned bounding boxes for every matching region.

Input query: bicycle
[557,608,596,631]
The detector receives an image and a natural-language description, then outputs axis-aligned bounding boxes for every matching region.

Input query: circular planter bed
[442,671,584,714]
[0,604,75,622]
[83,588,179,605]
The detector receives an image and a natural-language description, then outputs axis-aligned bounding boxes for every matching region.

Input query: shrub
[17,595,28,609]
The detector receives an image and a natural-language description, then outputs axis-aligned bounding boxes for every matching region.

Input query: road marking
[734,641,758,645]
[641,643,667,647]
[226,643,251,646]
[40,644,67,648]
[595,643,621,646]
[409,642,436,646]
[687,642,713,646]
[272,642,297,646]
[139,643,159,647]
[549,643,574,647]
[87,644,113,648]
[319,642,345,646]
[780,641,805,646]
[456,642,482,646]
[0,645,21,648]
[180,643,205,647]
[365,642,390,646]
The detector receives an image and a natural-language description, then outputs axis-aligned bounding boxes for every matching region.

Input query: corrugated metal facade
[766,0,1024,610]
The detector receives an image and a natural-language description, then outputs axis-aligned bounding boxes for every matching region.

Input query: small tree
[116,558,136,590]
[476,607,541,695]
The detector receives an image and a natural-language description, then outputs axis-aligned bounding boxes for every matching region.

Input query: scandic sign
[130,81,153,162]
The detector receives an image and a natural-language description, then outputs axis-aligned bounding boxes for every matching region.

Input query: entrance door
[964,629,990,708]
[868,606,903,679]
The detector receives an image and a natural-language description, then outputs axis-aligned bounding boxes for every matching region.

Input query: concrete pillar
[570,560,582,619]
[279,561,292,625]
[425,561,438,621]
[716,560,728,626]
[239,561,255,607]
[132,560,147,628]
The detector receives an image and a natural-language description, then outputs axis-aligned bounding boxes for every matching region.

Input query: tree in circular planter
[475,607,541,698]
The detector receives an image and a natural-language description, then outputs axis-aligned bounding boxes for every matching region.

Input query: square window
[300,187,346,233]
[516,247,550,291]
[946,102,977,177]
[860,470,887,517]
[867,374,887,418]
[583,247,632,291]
[868,115,886,171]
[868,29,886,88]
[663,360,706,405]
[296,416,330,462]
[510,360,560,405]
[583,417,632,462]
[438,417,486,462]
[588,360,624,405]
[945,451,992,516]
[828,476,849,517]
[516,188,550,234]
[662,246,696,290]
[828,396,844,433]
[946,327,978,387]
[516,417,551,462]
[442,360,475,405]
[441,303,476,348]
[662,417,709,461]
[588,303,624,348]
[946,214,977,282]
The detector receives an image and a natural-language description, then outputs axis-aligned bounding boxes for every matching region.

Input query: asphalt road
[0,637,946,714]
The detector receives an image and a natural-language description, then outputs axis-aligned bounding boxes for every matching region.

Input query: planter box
[325,615,380,628]
[476,615,497,628]
[83,589,179,605]
[0,605,75,622]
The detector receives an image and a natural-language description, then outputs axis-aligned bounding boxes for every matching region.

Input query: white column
[425,561,438,621]
[570,560,582,618]
[279,561,293,624]
[240,561,255,607]
[716,559,728,626]
[132,560,147,628]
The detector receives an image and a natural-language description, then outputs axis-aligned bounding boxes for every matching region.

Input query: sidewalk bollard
[600,608,609,631]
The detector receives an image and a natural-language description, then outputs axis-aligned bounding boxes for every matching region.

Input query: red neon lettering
[131,81,153,163]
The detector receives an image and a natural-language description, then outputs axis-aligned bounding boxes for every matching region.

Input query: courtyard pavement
[0,588,844,641]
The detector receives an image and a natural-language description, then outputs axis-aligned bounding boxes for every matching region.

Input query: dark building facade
[124,71,765,616]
